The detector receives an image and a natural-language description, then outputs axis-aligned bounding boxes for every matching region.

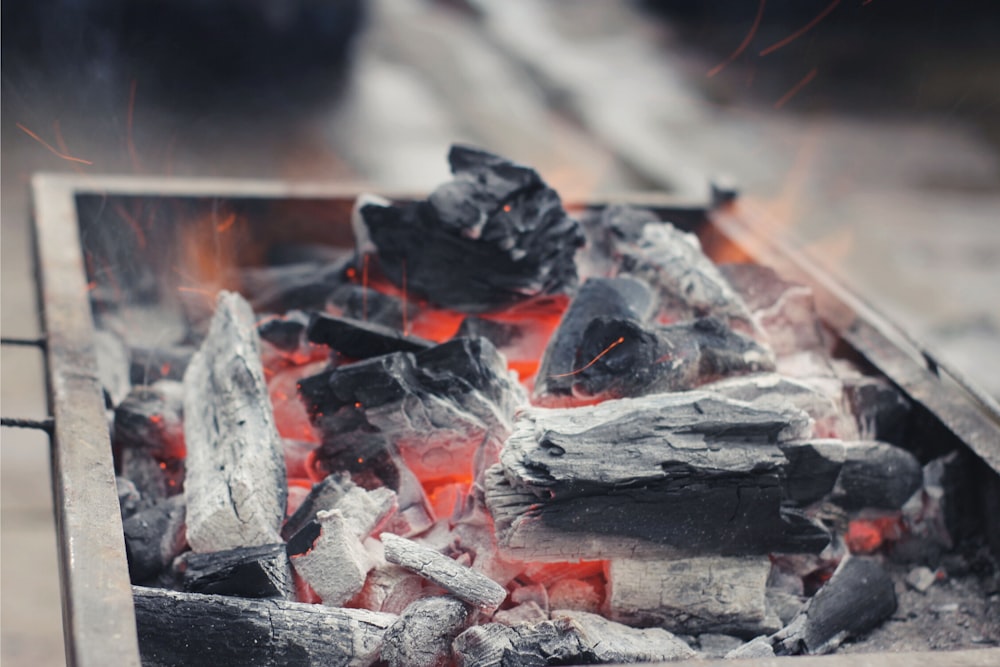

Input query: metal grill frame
[28,173,1000,667]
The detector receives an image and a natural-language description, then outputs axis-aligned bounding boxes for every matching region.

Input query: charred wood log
[355,145,585,313]
[380,596,472,667]
[123,496,187,583]
[176,543,293,599]
[773,556,897,655]
[486,392,828,561]
[114,381,185,458]
[381,533,508,613]
[777,440,845,508]
[183,291,287,552]
[607,556,780,637]
[307,313,434,358]
[533,277,655,401]
[452,611,695,667]
[133,585,395,667]
[565,316,774,400]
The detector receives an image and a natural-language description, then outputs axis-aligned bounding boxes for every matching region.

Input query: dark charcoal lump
[357,145,585,313]
[177,543,293,599]
[257,310,310,352]
[570,316,774,400]
[307,313,434,359]
[831,441,923,511]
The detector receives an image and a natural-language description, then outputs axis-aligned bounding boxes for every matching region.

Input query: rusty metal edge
[29,172,999,666]
[31,174,142,667]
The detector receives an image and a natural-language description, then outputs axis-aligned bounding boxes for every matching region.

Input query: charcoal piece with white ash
[842,374,911,444]
[452,611,696,667]
[565,316,774,400]
[830,441,923,511]
[307,312,434,358]
[354,145,585,313]
[117,477,142,519]
[533,276,655,401]
[381,533,508,613]
[607,556,781,637]
[242,258,351,313]
[282,472,357,541]
[718,263,827,356]
[119,448,184,507]
[773,556,897,655]
[128,344,193,384]
[329,283,417,330]
[123,495,187,583]
[175,543,293,599]
[113,381,185,458]
[486,392,828,561]
[777,440,845,507]
[380,596,472,667]
[183,291,287,553]
[257,310,311,352]
[133,585,395,667]
[586,205,754,329]
[289,508,383,606]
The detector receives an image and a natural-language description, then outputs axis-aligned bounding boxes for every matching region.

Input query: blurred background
[2,1,998,663]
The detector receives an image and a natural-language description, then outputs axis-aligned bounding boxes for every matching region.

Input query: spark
[16,123,94,165]
[127,79,143,172]
[550,336,626,378]
[708,0,767,77]
[759,0,840,56]
[774,67,819,109]
[215,212,237,233]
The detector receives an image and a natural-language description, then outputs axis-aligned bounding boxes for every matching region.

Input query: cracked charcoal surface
[380,596,471,667]
[357,145,585,313]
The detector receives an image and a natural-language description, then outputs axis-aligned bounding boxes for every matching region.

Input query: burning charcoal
[133,585,395,667]
[381,533,508,613]
[258,310,310,352]
[774,556,897,655]
[725,636,775,659]
[177,543,293,599]
[95,328,132,406]
[607,556,780,637]
[842,374,911,444]
[120,448,184,505]
[566,316,774,400]
[114,381,185,458]
[706,373,859,440]
[123,496,187,582]
[592,206,754,329]
[493,601,548,626]
[290,510,378,606]
[778,440,845,507]
[329,283,417,330]
[486,392,828,561]
[546,579,601,614]
[129,345,194,384]
[307,313,434,358]
[831,441,923,511]
[356,564,428,615]
[183,291,287,552]
[457,317,524,349]
[282,473,356,541]
[453,612,696,667]
[242,259,350,313]
[718,263,827,356]
[117,477,142,519]
[355,145,585,313]
[380,596,472,667]
[534,277,655,401]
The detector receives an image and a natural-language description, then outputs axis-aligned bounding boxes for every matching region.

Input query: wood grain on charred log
[380,596,471,667]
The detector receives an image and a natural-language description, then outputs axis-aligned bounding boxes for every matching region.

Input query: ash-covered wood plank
[381,533,508,612]
[183,291,287,552]
[132,585,395,667]
[486,391,829,561]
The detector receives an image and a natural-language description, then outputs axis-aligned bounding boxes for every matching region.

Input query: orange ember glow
[550,336,625,378]
[845,514,905,554]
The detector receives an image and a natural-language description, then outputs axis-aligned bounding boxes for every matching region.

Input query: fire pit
[28,147,1000,666]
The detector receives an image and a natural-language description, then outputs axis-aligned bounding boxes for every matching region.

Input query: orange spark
[126,79,143,172]
[215,212,237,233]
[551,336,626,378]
[708,0,766,77]
[16,123,94,165]
[774,67,819,109]
[760,0,840,56]
[85,281,97,292]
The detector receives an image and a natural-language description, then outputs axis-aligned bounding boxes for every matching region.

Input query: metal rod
[1,416,55,432]
[1,336,47,348]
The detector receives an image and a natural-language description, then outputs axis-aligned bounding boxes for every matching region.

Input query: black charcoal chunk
[258,310,311,352]
[380,596,471,667]
[114,381,185,457]
[133,585,395,667]
[534,277,655,400]
[568,316,774,400]
[129,345,194,384]
[842,375,911,444]
[779,440,845,507]
[307,313,433,358]
[119,448,184,505]
[486,392,827,561]
[329,284,416,330]
[832,441,923,511]
[356,145,585,313]
[774,557,897,655]
[123,496,187,582]
[282,473,356,541]
[177,543,293,599]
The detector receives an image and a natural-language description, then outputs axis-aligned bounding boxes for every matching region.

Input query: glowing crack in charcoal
[101,145,981,667]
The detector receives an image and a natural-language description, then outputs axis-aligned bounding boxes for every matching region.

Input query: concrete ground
[2,1,998,664]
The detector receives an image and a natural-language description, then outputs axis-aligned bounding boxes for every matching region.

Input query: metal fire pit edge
[29,173,1000,667]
